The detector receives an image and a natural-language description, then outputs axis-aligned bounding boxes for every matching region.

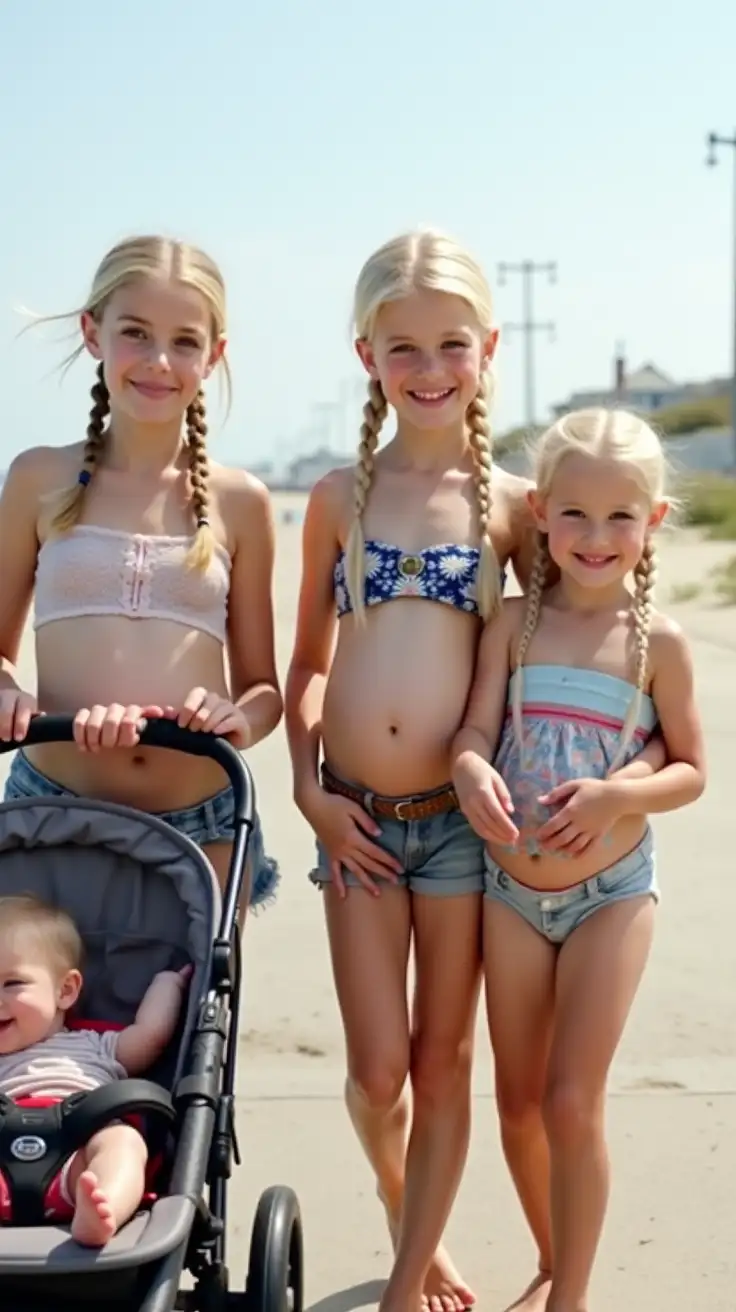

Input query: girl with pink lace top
[0,235,281,914]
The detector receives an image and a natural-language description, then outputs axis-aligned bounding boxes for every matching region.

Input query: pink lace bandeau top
[33,525,231,643]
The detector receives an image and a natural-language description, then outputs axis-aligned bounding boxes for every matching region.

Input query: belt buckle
[393,799,413,821]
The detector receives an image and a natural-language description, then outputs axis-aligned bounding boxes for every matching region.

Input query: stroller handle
[0,715,254,824]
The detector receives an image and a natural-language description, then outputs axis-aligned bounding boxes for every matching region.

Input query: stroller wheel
[246,1184,304,1312]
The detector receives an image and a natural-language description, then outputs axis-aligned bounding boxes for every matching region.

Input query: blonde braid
[467,373,502,623]
[512,532,549,751]
[344,379,388,621]
[49,363,109,534]
[185,389,217,570]
[610,536,658,772]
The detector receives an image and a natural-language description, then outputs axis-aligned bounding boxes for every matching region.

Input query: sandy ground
[2,495,735,1310]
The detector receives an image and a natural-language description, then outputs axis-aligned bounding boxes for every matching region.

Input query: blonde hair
[43,235,230,570]
[513,407,666,771]
[0,895,83,974]
[345,228,502,622]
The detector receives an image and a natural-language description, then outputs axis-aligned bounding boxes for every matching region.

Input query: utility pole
[497,259,557,431]
[706,130,736,469]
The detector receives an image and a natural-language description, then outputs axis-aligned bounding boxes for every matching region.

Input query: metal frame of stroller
[0,717,304,1312]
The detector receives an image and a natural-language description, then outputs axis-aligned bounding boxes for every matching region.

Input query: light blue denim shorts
[309,773,485,897]
[483,827,658,943]
[4,750,279,910]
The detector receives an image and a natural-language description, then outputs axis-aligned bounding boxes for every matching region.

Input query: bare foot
[422,1246,477,1312]
[503,1270,553,1312]
[378,1190,476,1312]
[71,1171,117,1247]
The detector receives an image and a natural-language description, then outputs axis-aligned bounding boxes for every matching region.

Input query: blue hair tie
[77,470,92,487]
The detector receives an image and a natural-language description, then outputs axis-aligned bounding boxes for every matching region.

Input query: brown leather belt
[321,764,458,822]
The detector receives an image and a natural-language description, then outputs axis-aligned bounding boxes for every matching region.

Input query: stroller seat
[0,719,304,1312]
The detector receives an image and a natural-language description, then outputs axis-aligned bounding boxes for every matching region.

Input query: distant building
[552,352,730,419]
[249,461,274,481]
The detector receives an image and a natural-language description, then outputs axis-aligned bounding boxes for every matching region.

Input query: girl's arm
[609,731,668,781]
[610,621,706,814]
[451,601,520,843]
[0,451,44,736]
[284,474,403,891]
[284,474,341,812]
[225,474,282,746]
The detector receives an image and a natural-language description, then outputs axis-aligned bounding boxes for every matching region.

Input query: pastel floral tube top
[494,665,658,856]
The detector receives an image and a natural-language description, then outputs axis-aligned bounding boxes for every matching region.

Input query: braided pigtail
[467,372,503,622]
[512,532,549,753]
[610,535,658,772]
[49,362,109,535]
[185,388,217,571]
[344,378,388,621]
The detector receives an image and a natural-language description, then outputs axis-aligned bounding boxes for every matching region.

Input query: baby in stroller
[0,894,189,1246]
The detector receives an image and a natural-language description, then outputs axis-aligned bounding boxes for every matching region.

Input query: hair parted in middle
[345,228,502,623]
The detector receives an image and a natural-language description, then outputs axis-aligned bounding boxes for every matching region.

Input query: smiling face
[356,288,497,432]
[0,932,80,1055]
[81,275,224,427]
[530,450,667,589]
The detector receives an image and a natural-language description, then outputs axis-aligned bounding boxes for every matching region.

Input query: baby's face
[0,938,80,1055]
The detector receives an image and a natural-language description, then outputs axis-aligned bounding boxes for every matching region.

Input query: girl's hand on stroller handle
[0,713,255,823]
[73,703,169,752]
[173,687,252,750]
[0,689,38,743]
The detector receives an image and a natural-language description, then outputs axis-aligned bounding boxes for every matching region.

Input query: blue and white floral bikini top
[334,539,505,618]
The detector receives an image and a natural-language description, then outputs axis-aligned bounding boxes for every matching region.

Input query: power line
[497,259,557,430]
[706,130,736,468]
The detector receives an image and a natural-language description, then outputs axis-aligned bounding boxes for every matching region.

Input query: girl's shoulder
[7,440,84,486]
[493,465,533,505]
[305,466,355,535]
[208,458,271,503]
[208,458,272,513]
[2,442,84,517]
[646,608,691,673]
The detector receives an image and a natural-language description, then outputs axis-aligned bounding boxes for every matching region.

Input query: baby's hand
[152,965,193,992]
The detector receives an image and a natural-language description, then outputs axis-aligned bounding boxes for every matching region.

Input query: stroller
[0,716,304,1312]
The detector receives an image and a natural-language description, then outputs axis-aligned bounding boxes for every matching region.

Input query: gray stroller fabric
[0,795,223,1271]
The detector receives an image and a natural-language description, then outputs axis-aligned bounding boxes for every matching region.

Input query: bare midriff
[322,600,479,797]
[27,616,232,811]
[486,815,649,892]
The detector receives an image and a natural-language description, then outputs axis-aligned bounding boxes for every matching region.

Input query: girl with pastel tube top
[285,231,665,1312]
[451,407,706,1312]
[0,234,281,918]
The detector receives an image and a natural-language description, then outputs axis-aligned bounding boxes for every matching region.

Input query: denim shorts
[483,827,658,943]
[4,750,279,911]
[309,780,485,897]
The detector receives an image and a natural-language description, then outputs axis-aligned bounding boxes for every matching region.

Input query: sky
[1,0,735,473]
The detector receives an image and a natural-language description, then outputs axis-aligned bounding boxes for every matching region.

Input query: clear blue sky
[1,0,735,471]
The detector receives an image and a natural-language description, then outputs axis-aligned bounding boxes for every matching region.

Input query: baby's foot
[378,1192,475,1312]
[503,1270,553,1311]
[71,1171,117,1247]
